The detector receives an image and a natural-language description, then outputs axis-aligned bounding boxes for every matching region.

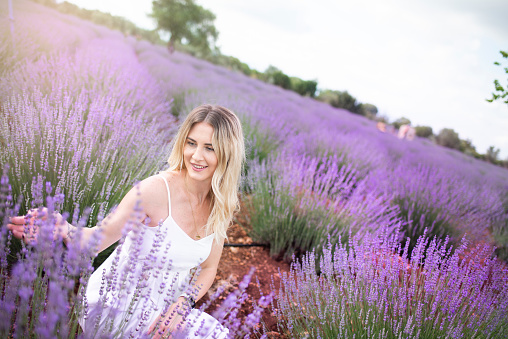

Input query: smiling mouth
[191,163,207,170]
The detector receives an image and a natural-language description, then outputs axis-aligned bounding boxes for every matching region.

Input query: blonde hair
[167,104,245,242]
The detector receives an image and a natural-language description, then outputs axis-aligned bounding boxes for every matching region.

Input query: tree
[272,71,291,89]
[317,90,360,113]
[485,146,500,163]
[151,0,218,55]
[290,77,318,97]
[392,117,411,130]
[436,128,461,150]
[265,66,291,89]
[414,125,433,139]
[459,139,479,158]
[487,50,508,105]
[357,103,378,118]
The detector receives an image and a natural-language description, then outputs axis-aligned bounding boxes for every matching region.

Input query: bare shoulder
[135,171,180,224]
[138,171,179,187]
[136,172,176,201]
[156,170,181,184]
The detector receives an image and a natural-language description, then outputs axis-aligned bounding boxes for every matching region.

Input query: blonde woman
[8,104,245,338]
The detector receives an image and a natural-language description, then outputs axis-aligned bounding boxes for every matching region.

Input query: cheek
[183,147,193,159]
[208,153,218,168]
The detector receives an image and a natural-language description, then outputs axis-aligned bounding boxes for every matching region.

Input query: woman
[8,104,245,338]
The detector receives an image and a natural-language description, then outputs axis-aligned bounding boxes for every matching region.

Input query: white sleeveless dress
[78,175,229,338]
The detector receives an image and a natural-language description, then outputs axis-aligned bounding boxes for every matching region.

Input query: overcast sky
[62,0,508,158]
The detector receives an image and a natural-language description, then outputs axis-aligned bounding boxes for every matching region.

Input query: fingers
[148,316,168,339]
[8,216,26,224]
[7,218,26,240]
[7,226,24,240]
[6,213,40,243]
[148,311,182,339]
[147,316,158,335]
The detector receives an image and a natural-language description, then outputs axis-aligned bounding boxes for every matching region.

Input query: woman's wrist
[58,220,72,242]
[179,293,196,308]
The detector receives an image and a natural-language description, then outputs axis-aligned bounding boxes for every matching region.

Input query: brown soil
[196,215,290,338]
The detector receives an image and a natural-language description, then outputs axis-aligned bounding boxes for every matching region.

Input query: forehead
[187,122,214,141]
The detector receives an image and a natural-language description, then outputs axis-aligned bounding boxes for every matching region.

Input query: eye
[187,141,196,146]
[206,146,215,152]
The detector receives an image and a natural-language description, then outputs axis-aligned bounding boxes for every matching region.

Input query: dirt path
[197,220,290,337]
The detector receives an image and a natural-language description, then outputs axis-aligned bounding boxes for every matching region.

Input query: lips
[191,163,208,171]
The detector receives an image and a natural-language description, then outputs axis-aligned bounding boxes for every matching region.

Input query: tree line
[30,0,507,168]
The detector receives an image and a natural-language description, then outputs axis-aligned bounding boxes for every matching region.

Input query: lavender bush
[373,163,504,253]
[0,174,98,337]
[0,26,175,228]
[492,191,508,261]
[2,0,508,337]
[272,233,508,338]
[0,175,271,338]
[246,152,401,261]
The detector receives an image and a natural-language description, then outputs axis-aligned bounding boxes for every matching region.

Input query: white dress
[78,175,229,338]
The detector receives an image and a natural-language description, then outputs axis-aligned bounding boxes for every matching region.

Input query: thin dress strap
[157,174,171,215]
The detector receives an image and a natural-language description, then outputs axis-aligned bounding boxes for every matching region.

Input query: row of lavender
[1,0,508,337]
[135,39,508,259]
[132,17,508,338]
[0,1,270,338]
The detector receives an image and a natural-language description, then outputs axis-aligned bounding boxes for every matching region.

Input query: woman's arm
[148,237,225,337]
[191,237,225,302]
[7,176,164,254]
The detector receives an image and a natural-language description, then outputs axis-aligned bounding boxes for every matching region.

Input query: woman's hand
[148,297,191,338]
[7,208,69,244]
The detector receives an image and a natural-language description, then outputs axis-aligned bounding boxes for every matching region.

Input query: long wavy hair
[166,104,245,241]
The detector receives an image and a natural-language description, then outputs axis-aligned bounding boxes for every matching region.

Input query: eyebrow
[187,137,213,147]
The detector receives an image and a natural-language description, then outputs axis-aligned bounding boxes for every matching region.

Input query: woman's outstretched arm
[6,176,163,254]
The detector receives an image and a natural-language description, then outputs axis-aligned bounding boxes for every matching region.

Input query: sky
[62,0,508,158]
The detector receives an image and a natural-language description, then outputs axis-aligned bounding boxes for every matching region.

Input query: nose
[191,146,205,161]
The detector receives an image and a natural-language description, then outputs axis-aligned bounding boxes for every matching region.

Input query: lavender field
[1,1,508,338]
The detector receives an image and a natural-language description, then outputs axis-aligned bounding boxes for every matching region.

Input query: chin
[187,167,213,181]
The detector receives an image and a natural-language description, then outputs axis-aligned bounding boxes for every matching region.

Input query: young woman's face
[183,122,218,182]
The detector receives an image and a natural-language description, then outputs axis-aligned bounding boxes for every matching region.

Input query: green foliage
[151,0,218,56]
[170,91,186,118]
[290,77,318,97]
[247,180,340,262]
[436,128,461,150]
[459,139,480,158]
[208,54,252,76]
[317,90,360,113]
[485,146,501,163]
[487,50,508,105]
[264,66,291,89]
[357,103,378,118]
[245,155,364,262]
[392,117,411,130]
[414,125,433,138]
[492,193,508,262]
[262,66,318,95]
[394,196,459,254]
[241,117,283,166]
[272,71,291,89]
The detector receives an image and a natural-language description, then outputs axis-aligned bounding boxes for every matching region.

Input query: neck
[183,170,211,204]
